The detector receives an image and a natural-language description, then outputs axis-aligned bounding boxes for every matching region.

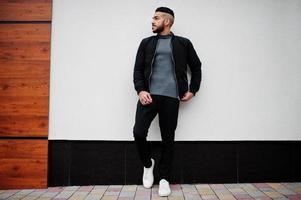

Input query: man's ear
[163,18,169,26]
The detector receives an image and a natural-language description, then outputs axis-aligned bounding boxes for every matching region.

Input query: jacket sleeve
[187,39,202,96]
[133,39,146,95]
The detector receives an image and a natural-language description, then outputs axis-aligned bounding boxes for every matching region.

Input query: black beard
[152,24,164,33]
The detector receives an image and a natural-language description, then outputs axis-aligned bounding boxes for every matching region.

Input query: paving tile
[135,185,151,198]
[100,196,118,200]
[170,184,182,190]
[195,184,211,189]
[228,188,247,195]
[104,185,123,196]
[89,188,107,194]
[35,197,53,200]
[105,185,123,195]
[181,185,199,196]
[201,194,219,200]
[224,184,242,189]
[108,185,123,190]
[19,196,39,200]
[63,186,80,191]
[47,187,65,193]
[284,183,301,188]
[240,184,259,191]
[94,185,109,190]
[293,188,301,194]
[151,184,161,198]
[214,189,231,195]
[181,184,197,190]
[263,191,285,199]
[276,188,297,196]
[246,190,268,198]
[254,183,273,189]
[286,194,301,200]
[39,191,61,198]
[21,190,49,200]
[151,197,167,200]
[134,196,150,200]
[267,183,285,189]
[254,197,272,200]
[135,190,151,196]
[68,191,90,200]
[167,197,185,200]
[119,191,135,197]
[121,185,137,192]
[168,188,184,197]
[104,192,120,196]
[210,184,226,190]
[233,194,253,199]
[181,188,198,193]
[282,183,301,194]
[260,188,277,193]
[6,189,35,199]
[0,189,20,199]
[117,197,134,200]
[85,192,105,200]
[135,196,150,200]
[196,187,215,195]
[181,185,201,200]
[77,185,94,192]
[36,189,49,192]
[181,195,202,200]
[216,194,236,200]
[53,190,77,199]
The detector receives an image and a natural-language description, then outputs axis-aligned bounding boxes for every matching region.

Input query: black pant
[133,94,180,182]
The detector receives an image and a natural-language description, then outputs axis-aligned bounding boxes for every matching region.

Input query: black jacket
[133,31,202,99]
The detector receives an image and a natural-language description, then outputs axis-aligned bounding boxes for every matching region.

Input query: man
[132,7,202,196]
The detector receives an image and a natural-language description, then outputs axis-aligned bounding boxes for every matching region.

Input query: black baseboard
[48,140,301,186]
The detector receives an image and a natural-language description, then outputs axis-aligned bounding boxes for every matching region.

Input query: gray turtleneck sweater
[149,34,178,99]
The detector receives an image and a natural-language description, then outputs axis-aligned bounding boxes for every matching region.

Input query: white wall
[49,0,301,141]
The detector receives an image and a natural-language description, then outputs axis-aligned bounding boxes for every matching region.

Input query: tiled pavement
[0,182,301,200]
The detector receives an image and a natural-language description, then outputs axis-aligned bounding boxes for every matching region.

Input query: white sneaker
[142,158,155,188]
[158,179,171,196]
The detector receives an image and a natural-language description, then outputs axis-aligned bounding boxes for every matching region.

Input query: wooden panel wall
[0,140,48,188]
[0,0,52,189]
[0,0,52,21]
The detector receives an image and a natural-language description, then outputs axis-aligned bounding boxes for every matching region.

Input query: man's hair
[155,7,175,27]
[155,7,174,18]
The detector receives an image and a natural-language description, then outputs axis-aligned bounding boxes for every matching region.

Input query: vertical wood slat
[0,0,52,21]
[0,24,50,137]
[0,139,48,189]
[0,0,52,189]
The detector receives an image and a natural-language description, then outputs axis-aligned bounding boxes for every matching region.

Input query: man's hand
[138,91,153,105]
[181,91,194,101]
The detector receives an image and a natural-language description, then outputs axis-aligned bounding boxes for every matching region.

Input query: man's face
[152,12,165,33]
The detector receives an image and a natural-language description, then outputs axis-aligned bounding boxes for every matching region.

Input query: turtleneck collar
[156,31,174,39]
[158,34,172,39]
